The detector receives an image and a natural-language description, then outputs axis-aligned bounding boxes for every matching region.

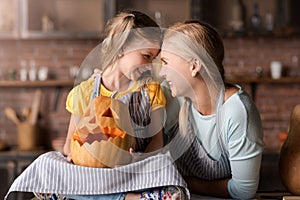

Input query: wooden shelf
[227,77,300,101]
[227,77,300,84]
[0,80,74,87]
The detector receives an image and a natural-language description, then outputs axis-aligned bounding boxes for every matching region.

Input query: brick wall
[0,37,299,152]
[223,37,300,152]
[0,39,100,149]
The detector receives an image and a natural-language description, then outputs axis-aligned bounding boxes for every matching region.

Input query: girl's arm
[63,114,79,156]
[144,108,164,153]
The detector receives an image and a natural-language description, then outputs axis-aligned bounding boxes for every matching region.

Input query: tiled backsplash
[0,36,299,152]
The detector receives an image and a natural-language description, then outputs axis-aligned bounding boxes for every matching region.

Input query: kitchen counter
[0,149,46,182]
[0,150,291,200]
[259,152,287,192]
[190,152,290,199]
[190,192,294,199]
[0,149,47,200]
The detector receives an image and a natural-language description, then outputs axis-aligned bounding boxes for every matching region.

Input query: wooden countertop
[190,192,293,199]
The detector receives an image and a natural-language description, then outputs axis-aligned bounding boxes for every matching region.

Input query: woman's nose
[159,66,167,78]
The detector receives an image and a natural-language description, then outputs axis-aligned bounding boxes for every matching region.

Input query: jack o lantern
[70,95,136,168]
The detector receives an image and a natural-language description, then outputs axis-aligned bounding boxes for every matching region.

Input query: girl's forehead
[125,39,160,52]
[136,38,160,46]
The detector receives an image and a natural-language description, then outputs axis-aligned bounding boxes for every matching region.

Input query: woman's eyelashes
[161,58,168,65]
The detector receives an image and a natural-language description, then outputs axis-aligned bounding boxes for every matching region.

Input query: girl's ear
[190,58,201,77]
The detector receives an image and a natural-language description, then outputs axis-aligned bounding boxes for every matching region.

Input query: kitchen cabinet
[20,0,106,39]
[192,0,300,37]
[115,0,190,28]
[112,0,300,37]
[0,0,110,39]
[1,0,300,39]
[0,0,19,39]
[0,149,46,200]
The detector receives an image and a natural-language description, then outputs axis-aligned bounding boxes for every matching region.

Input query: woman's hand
[184,176,230,198]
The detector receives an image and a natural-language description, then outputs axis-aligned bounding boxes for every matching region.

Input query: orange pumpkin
[70,96,136,168]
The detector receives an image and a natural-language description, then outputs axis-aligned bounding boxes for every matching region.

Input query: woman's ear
[190,58,201,77]
[118,52,124,58]
[118,47,124,58]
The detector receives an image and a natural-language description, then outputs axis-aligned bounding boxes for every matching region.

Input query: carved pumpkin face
[70,96,136,168]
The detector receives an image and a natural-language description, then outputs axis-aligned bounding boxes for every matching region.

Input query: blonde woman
[158,20,264,199]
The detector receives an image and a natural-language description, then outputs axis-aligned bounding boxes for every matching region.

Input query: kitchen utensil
[4,107,20,124]
[29,89,42,125]
[22,107,31,122]
[0,139,8,151]
[17,122,39,150]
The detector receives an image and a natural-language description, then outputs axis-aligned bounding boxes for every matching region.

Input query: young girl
[63,10,165,163]
[5,11,188,200]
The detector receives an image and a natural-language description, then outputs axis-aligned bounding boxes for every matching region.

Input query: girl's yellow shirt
[66,79,166,117]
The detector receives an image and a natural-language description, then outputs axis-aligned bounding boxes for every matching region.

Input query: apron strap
[91,76,101,99]
[91,74,119,99]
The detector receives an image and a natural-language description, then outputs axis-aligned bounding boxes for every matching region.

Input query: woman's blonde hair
[168,20,225,80]
[101,10,161,70]
[165,20,225,140]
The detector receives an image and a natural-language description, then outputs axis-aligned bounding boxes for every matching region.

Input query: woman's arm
[227,155,262,199]
[184,176,231,198]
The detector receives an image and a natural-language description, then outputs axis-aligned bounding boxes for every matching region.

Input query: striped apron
[172,104,231,180]
[5,77,189,199]
[91,76,152,152]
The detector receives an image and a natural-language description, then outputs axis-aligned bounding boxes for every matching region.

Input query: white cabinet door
[20,0,105,39]
[0,0,108,39]
[0,0,19,39]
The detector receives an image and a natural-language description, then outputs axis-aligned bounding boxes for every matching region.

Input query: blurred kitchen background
[0,0,300,199]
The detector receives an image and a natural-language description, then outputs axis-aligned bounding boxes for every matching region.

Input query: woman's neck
[192,84,239,115]
[190,81,217,116]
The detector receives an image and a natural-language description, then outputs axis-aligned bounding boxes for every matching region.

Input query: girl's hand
[66,153,73,163]
[129,147,139,163]
[129,148,151,163]
[63,139,70,156]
